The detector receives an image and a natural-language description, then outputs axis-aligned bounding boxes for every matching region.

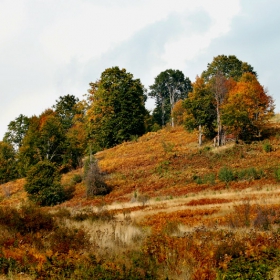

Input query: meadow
[1,121,280,279]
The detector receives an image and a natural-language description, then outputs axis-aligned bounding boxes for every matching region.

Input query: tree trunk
[161,96,165,127]
[217,106,222,146]
[198,125,203,146]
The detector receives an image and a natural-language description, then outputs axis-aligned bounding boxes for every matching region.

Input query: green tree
[184,76,216,145]
[53,96,87,169]
[18,110,66,174]
[202,54,257,81]
[149,69,192,127]
[24,160,66,206]
[0,141,18,184]
[3,114,29,150]
[86,67,147,151]
[52,94,80,130]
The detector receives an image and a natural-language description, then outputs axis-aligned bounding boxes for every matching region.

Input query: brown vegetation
[1,121,280,278]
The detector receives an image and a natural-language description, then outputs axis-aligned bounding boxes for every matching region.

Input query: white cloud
[0,1,27,45]
[7,0,280,140]
[160,1,241,70]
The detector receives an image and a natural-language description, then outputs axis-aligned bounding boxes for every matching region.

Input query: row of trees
[0,55,274,204]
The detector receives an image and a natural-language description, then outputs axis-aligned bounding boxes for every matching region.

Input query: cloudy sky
[1,0,279,139]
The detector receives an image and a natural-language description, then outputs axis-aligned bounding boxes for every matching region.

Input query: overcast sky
[1,0,279,139]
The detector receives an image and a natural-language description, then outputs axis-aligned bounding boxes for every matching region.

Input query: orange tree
[221,73,274,140]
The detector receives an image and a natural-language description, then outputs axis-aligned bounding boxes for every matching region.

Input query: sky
[1,0,279,139]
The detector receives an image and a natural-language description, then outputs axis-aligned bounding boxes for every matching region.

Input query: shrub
[236,167,264,181]
[24,160,66,206]
[215,241,245,263]
[49,226,90,254]
[137,194,150,206]
[193,173,216,185]
[263,141,272,152]
[228,200,251,228]
[218,249,280,280]
[84,158,111,197]
[218,167,235,184]
[275,167,280,182]
[71,174,82,184]
[0,203,54,234]
[253,206,271,230]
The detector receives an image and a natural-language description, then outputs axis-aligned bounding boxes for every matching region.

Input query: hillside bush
[0,203,54,234]
[71,173,82,184]
[236,167,264,181]
[24,160,66,206]
[218,167,235,184]
[84,158,111,197]
[275,167,280,182]
[49,226,90,254]
[263,141,272,152]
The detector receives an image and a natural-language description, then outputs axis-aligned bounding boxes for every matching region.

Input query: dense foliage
[149,69,192,127]
[24,160,66,206]
[86,67,147,151]
[184,55,274,144]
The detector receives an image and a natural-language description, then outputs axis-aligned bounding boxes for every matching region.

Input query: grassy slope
[2,124,280,227]
[2,123,280,279]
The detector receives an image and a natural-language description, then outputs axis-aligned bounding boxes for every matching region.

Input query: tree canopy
[86,66,147,151]
[202,55,257,81]
[184,76,216,144]
[24,160,66,206]
[149,69,192,127]
[222,72,274,139]
[184,55,273,144]
[3,114,29,151]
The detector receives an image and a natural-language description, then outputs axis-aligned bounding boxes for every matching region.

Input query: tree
[18,110,66,174]
[222,73,274,140]
[52,94,80,130]
[172,100,187,126]
[202,55,257,81]
[84,158,110,197]
[149,69,192,127]
[86,67,147,151]
[0,141,18,184]
[184,76,216,145]
[54,96,87,169]
[3,114,29,151]
[24,160,66,206]
[211,72,230,146]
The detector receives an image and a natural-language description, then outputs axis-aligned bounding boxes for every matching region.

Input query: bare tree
[212,72,228,146]
[84,157,110,197]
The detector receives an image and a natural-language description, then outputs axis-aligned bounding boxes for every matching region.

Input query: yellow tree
[222,73,274,140]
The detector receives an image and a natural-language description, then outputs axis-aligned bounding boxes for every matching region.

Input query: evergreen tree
[24,160,66,206]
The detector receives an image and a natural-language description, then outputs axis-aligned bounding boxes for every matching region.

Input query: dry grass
[2,125,280,278]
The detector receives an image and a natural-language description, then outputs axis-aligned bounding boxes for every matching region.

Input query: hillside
[1,124,280,279]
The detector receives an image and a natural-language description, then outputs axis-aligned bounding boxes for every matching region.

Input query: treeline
[0,55,274,205]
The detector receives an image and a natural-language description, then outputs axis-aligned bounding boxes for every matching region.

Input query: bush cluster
[0,203,54,234]
[218,166,265,184]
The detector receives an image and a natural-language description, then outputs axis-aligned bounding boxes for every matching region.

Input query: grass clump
[263,141,273,152]
[218,167,235,184]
